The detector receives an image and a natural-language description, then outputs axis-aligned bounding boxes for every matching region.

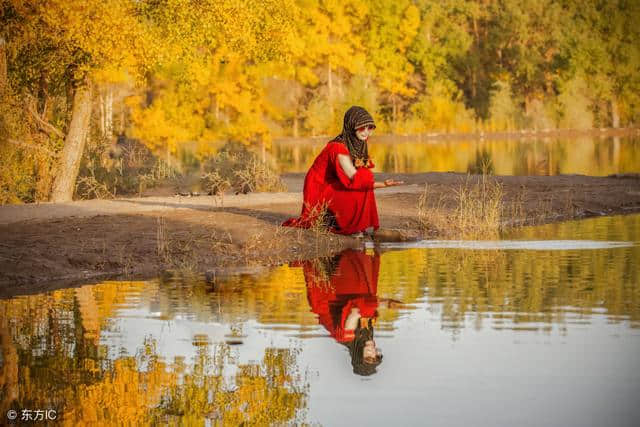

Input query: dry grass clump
[76,137,178,199]
[418,174,504,239]
[156,216,170,261]
[242,222,344,266]
[234,154,287,193]
[200,171,231,196]
[200,142,286,195]
[305,202,339,254]
[155,216,202,273]
[306,201,335,232]
[307,255,340,291]
[76,172,115,199]
[239,206,347,267]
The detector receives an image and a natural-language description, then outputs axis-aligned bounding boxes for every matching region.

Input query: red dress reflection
[299,249,380,343]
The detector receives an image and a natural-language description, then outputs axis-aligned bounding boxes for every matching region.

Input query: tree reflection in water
[0,286,309,425]
[273,136,640,175]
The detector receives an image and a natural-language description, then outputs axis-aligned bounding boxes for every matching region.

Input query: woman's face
[355,124,375,141]
[363,339,381,362]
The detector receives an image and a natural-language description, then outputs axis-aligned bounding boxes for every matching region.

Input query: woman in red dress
[283,106,403,236]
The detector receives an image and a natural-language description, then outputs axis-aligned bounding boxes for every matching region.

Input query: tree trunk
[0,37,7,93]
[50,84,93,202]
[328,61,333,116]
[0,320,19,410]
[611,98,620,128]
[327,61,332,99]
[75,286,100,343]
[471,69,477,100]
[293,115,299,137]
[99,92,105,135]
[293,144,300,170]
[99,86,114,141]
[392,95,397,125]
[118,100,125,134]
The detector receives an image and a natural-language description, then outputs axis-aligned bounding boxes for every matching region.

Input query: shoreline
[1,172,639,299]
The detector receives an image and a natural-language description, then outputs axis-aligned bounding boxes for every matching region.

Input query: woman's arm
[337,154,357,179]
[337,154,404,190]
[374,179,405,189]
[335,153,374,190]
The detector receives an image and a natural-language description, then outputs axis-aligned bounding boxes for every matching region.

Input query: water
[1,215,639,426]
[273,135,640,175]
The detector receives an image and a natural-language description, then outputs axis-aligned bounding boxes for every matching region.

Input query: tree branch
[0,37,7,92]
[24,95,65,139]
[5,138,60,158]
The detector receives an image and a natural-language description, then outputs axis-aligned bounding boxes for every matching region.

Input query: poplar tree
[1,0,152,202]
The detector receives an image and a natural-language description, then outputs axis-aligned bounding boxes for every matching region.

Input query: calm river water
[1,215,639,426]
[273,135,640,175]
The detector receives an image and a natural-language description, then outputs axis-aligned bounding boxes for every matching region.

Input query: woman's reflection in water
[298,248,401,376]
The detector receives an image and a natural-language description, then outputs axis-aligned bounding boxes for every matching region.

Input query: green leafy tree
[365,0,420,126]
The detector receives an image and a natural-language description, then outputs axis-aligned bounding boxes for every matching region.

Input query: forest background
[1,0,638,203]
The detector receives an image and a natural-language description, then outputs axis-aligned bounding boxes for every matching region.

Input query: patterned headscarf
[334,106,375,167]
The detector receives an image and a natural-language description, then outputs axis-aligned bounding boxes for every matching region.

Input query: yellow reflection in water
[0,283,308,425]
[148,267,317,326]
[379,215,640,331]
[273,136,640,175]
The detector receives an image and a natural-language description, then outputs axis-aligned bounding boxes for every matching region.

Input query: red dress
[300,249,380,343]
[282,141,379,235]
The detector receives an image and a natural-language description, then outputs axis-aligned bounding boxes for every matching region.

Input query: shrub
[0,90,58,203]
[200,142,286,194]
[75,137,178,199]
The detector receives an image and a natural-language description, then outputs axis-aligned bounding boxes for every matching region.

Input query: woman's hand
[383,179,405,187]
[374,179,405,189]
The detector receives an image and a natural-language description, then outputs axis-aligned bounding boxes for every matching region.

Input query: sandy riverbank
[1,172,639,298]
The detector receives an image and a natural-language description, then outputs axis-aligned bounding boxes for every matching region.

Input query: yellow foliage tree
[128,0,296,160]
[2,0,153,201]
